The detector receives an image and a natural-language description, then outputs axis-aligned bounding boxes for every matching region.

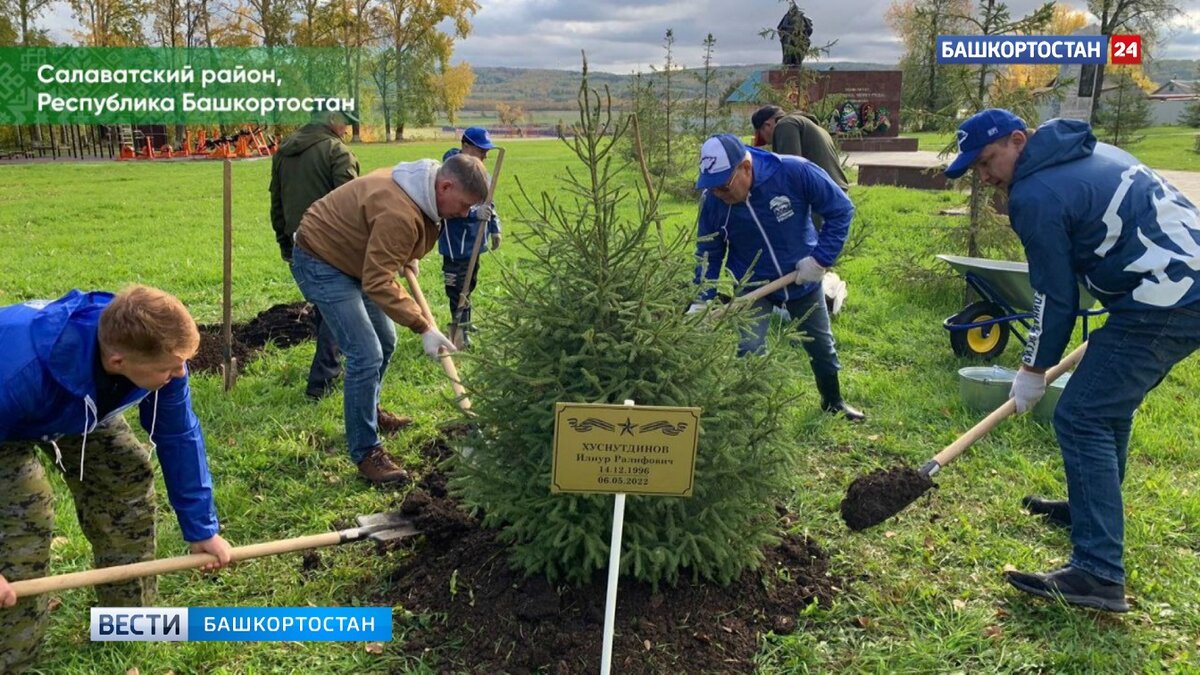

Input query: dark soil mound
[191,302,318,374]
[841,466,936,531]
[385,467,843,674]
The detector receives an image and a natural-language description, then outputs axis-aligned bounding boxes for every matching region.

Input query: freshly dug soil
[840,466,936,531]
[383,442,844,674]
[191,302,318,373]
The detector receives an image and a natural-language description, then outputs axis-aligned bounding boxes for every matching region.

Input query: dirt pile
[191,302,318,373]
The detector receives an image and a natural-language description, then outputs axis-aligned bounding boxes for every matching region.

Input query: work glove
[794,256,826,284]
[686,301,708,315]
[490,232,501,251]
[1009,367,1047,414]
[421,327,457,360]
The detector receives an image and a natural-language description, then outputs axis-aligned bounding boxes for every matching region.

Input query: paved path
[844,149,1200,203]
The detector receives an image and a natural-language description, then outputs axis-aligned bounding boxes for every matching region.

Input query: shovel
[404,267,473,413]
[707,271,801,320]
[840,341,1088,531]
[9,512,418,599]
[451,147,506,349]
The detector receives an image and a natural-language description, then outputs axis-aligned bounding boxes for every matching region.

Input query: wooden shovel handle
[453,148,506,346]
[11,530,350,598]
[404,267,472,412]
[929,341,1088,469]
[709,272,801,319]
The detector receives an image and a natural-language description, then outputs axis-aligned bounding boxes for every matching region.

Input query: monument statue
[778,2,813,69]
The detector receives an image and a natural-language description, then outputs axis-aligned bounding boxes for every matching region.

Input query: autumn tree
[1085,0,1183,124]
[373,0,478,140]
[886,0,972,130]
[70,0,150,45]
[7,0,54,45]
[495,101,525,126]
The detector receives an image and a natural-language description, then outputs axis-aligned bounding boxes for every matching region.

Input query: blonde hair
[98,285,200,360]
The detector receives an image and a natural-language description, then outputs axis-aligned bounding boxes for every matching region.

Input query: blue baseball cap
[462,127,495,150]
[442,147,461,161]
[945,108,1027,179]
[696,134,749,190]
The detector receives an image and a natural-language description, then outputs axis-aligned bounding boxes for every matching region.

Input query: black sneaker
[1005,565,1129,612]
[1022,496,1072,529]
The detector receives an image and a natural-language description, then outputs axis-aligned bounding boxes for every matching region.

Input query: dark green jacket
[269,124,360,259]
[772,112,849,191]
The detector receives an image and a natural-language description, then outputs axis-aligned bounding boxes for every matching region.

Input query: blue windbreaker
[694,147,854,304]
[439,146,501,260]
[1008,119,1200,368]
[0,290,220,542]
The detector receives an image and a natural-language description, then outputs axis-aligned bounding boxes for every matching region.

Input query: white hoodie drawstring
[147,391,159,452]
[80,397,98,481]
[46,438,65,473]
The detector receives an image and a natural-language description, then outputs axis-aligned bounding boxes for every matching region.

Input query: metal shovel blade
[355,512,420,544]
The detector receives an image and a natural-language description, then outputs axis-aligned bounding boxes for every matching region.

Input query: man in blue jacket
[441,126,500,348]
[945,108,1200,612]
[692,133,864,421]
[0,286,232,671]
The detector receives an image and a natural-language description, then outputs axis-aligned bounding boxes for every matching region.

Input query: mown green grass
[2,136,1198,673]
[908,124,1200,172]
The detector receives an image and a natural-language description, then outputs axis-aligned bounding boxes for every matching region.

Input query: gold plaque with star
[551,402,701,496]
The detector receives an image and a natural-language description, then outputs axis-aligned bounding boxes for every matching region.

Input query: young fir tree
[450,58,803,587]
[1094,69,1152,147]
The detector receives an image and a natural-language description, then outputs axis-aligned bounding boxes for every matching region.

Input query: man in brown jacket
[291,153,489,484]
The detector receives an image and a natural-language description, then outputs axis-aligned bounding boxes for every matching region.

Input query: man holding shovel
[440,127,502,349]
[0,285,232,672]
[945,108,1200,612]
[691,133,865,421]
[291,153,488,484]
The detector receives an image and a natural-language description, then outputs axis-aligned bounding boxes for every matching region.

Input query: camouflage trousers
[0,416,157,673]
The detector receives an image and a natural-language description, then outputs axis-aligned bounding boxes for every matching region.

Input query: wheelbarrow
[937,254,1107,359]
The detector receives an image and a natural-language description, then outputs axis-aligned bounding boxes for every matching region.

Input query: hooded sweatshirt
[294,161,442,333]
[695,147,854,304]
[0,290,220,543]
[268,123,360,253]
[1008,118,1200,368]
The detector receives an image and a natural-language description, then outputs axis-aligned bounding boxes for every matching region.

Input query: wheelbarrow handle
[923,341,1088,476]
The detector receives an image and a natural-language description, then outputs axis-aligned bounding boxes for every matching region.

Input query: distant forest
[461,59,1200,112]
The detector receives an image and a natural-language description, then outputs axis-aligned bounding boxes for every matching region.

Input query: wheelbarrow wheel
[949,301,1010,359]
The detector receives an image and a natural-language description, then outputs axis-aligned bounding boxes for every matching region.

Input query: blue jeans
[1053,304,1200,584]
[739,284,843,402]
[291,246,396,464]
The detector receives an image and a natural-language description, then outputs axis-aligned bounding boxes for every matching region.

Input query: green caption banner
[0,47,356,125]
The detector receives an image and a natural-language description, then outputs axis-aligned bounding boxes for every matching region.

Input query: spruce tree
[451,58,803,587]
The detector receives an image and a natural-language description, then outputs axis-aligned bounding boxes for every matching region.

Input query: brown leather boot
[376,406,414,434]
[356,446,410,485]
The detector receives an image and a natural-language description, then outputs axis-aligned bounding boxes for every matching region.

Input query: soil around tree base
[381,439,846,674]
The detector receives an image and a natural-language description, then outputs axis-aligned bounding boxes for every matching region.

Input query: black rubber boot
[816,374,866,422]
[1022,496,1072,529]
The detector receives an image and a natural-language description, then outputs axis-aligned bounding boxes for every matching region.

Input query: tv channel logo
[936,35,1142,65]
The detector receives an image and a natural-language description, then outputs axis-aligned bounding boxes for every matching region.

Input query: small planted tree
[1094,69,1152,147]
[451,57,803,587]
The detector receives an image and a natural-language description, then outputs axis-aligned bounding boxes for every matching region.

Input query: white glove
[490,233,501,251]
[1009,367,1047,414]
[421,327,457,360]
[686,302,708,315]
[794,256,827,284]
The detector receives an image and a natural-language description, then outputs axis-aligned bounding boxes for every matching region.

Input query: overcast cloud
[34,0,1200,73]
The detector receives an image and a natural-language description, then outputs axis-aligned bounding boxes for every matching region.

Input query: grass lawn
[906,124,1200,172]
[1,136,1198,673]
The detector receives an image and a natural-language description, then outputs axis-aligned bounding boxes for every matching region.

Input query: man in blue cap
[441,127,500,348]
[691,133,864,421]
[945,108,1200,612]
